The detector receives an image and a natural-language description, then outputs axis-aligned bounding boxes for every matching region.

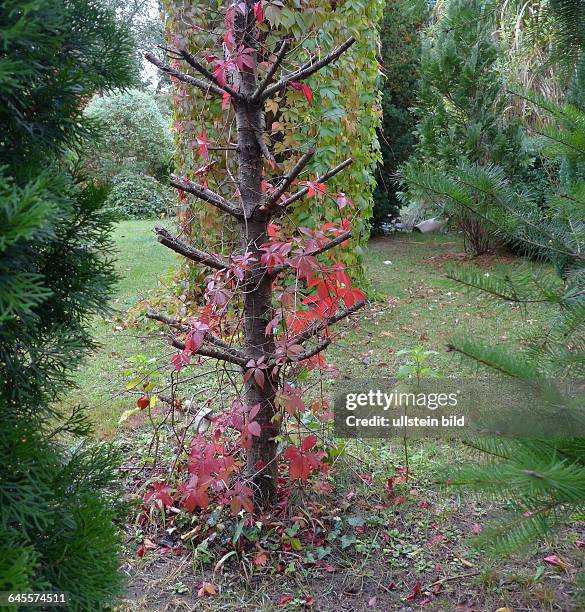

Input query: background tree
[82,88,174,186]
[371,0,428,233]
[103,0,165,85]
[400,0,528,254]
[145,0,367,504]
[0,0,135,606]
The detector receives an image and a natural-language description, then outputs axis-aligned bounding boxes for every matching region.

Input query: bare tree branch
[289,299,367,346]
[286,337,331,362]
[260,149,315,215]
[178,49,243,101]
[145,52,226,98]
[261,36,356,101]
[252,38,291,101]
[170,175,243,219]
[169,335,249,366]
[145,310,243,356]
[265,158,353,217]
[270,231,353,276]
[155,227,228,270]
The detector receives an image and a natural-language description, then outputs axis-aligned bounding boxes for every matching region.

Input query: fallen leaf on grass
[406,581,422,601]
[543,555,570,572]
[197,582,217,597]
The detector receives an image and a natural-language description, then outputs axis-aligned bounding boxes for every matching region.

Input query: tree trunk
[234,2,279,503]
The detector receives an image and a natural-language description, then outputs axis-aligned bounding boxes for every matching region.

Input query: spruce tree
[0,0,135,607]
[401,0,527,254]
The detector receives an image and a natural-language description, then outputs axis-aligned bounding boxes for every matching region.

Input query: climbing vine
[162,0,382,293]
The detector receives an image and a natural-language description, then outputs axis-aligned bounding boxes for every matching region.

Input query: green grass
[63,220,176,438]
[68,223,550,438]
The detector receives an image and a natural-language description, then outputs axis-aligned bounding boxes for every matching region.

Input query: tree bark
[234,1,279,503]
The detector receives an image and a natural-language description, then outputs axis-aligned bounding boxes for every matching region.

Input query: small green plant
[395,346,439,480]
[396,346,439,383]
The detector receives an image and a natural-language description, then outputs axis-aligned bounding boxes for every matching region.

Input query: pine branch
[145,52,226,98]
[261,36,356,101]
[252,37,291,102]
[170,175,243,219]
[154,227,227,271]
[270,231,352,276]
[263,158,353,217]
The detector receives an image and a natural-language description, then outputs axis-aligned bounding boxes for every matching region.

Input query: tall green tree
[401,0,527,254]
[0,0,135,607]
[372,0,427,233]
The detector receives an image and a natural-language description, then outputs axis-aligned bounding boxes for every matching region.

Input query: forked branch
[178,50,243,101]
[262,158,353,218]
[261,148,315,214]
[261,36,356,101]
[155,227,227,271]
[252,38,291,101]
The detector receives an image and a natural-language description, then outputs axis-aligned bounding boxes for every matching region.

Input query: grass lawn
[73,221,548,438]
[62,220,177,437]
[68,221,584,610]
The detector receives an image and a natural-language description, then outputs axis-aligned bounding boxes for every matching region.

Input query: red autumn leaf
[137,544,145,558]
[197,582,217,597]
[406,581,422,602]
[222,92,231,110]
[136,395,149,409]
[342,287,366,308]
[196,129,209,160]
[229,481,254,515]
[301,434,318,452]
[145,482,174,508]
[254,550,269,567]
[300,180,327,198]
[171,349,191,372]
[290,81,313,104]
[253,1,263,24]
[543,555,569,572]
[235,46,256,70]
[182,475,209,512]
[278,595,294,606]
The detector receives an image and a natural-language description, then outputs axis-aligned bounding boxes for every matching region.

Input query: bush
[107,172,174,219]
[83,89,173,185]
